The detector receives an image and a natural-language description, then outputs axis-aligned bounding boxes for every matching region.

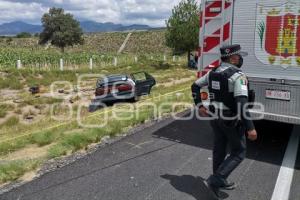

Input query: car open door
[131,72,156,96]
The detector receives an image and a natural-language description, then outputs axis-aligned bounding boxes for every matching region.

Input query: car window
[97,75,127,87]
[132,73,147,82]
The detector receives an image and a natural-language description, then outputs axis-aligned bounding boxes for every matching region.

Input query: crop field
[0,30,172,70]
[0,30,196,187]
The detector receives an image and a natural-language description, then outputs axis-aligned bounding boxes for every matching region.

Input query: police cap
[220,44,248,58]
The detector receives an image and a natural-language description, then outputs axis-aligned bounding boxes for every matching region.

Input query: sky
[0,0,201,27]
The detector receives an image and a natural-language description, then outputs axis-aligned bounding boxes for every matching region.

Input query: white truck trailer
[198,0,300,124]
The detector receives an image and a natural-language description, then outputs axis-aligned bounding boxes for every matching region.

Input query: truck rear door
[198,0,235,77]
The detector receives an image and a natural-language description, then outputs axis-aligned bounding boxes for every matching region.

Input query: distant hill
[80,21,151,32]
[0,21,42,36]
[0,21,152,36]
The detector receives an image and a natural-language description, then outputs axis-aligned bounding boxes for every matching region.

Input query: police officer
[191,44,258,198]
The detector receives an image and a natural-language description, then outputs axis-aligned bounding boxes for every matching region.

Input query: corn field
[0,30,179,70]
[0,48,120,68]
[0,48,184,70]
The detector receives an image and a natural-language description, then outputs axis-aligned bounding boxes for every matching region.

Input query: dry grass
[0,34,196,184]
[0,159,42,184]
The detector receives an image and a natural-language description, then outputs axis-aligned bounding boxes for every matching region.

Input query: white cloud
[0,1,47,24]
[0,0,200,27]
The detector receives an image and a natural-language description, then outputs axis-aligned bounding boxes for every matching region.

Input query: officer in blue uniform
[191,44,258,198]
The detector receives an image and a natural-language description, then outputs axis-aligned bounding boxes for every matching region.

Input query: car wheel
[89,104,99,112]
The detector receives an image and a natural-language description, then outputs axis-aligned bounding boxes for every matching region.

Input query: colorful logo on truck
[255,3,300,68]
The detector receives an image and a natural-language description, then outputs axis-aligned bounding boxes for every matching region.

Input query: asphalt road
[0,113,299,200]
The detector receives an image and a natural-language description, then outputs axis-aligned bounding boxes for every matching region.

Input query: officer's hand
[199,106,209,117]
[247,129,257,141]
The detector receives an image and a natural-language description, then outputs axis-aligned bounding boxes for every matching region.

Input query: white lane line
[271,125,300,200]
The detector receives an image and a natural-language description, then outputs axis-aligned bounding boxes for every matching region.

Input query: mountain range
[0,21,152,35]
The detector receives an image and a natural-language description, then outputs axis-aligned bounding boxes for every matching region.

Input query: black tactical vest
[208,66,240,113]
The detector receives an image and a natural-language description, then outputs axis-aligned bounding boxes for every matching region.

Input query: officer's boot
[220,179,236,190]
[204,175,222,199]
[210,173,236,190]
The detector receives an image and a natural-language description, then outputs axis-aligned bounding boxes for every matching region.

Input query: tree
[165,0,199,66]
[16,32,32,38]
[39,7,84,53]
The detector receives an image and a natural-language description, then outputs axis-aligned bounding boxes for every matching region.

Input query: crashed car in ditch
[89,72,156,111]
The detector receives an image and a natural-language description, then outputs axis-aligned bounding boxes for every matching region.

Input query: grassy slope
[0,85,194,184]
[0,29,195,185]
[0,30,175,70]
[0,30,170,54]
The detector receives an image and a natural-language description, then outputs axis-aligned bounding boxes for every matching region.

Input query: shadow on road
[161,174,228,200]
[153,113,294,167]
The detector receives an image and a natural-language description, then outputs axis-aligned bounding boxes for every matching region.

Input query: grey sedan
[89,72,156,111]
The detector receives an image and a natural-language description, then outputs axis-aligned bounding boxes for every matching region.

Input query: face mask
[236,55,243,68]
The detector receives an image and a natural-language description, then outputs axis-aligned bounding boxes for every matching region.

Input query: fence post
[134,56,138,63]
[113,57,118,67]
[60,59,64,71]
[163,55,166,61]
[173,56,176,62]
[89,58,93,70]
[17,60,22,69]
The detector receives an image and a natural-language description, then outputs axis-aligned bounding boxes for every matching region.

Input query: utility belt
[208,105,236,116]
[209,106,240,128]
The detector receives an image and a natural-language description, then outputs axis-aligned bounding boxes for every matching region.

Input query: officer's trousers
[209,118,246,185]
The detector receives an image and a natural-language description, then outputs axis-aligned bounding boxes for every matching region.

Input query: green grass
[0,29,195,184]
[30,130,59,147]
[0,57,189,91]
[0,63,193,141]
[0,77,193,148]
[47,128,106,159]
[0,60,194,184]
[0,136,31,156]
[47,143,70,159]
[0,104,15,118]
[0,87,193,184]
[45,88,192,160]
[5,69,79,88]
[0,76,23,90]
[0,159,41,184]
[62,133,94,152]
[0,116,20,128]
[20,96,63,107]
[0,123,78,156]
